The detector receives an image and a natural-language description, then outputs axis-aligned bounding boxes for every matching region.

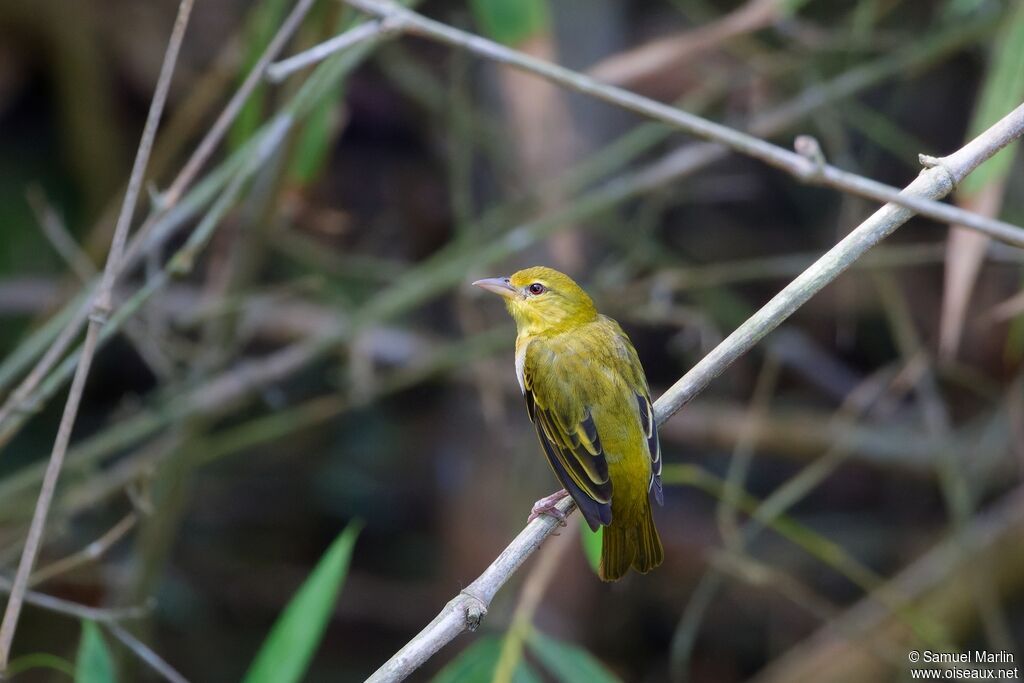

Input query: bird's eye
[528,283,545,295]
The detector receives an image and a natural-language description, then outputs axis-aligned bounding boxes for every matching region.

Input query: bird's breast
[514,337,530,394]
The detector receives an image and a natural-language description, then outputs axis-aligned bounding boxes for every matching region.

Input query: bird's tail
[599,499,663,581]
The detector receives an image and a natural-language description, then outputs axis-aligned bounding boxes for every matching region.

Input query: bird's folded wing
[523,361,612,531]
[635,391,663,505]
[602,317,665,507]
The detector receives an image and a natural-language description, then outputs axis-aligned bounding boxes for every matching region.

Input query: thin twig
[0,9,989,456]
[0,114,293,454]
[0,0,317,445]
[492,525,576,683]
[656,103,1024,424]
[25,187,96,283]
[0,575,151,624]
[29,513,137,587]
[362,102,1024,683]
[365,497,576,683]
[749,486,1024,683]
[154,0,316,212]
[26,188,174,381]
[0,0,195,668]
[105,622,191,683]
[339,0,1024,246]
[266,19,392,82]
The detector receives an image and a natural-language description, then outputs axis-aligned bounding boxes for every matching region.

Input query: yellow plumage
[474,267,663,581]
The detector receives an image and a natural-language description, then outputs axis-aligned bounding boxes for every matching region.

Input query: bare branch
[749,486,1024,683]
[0,575,151,624]
[656,102,1024,424]
[338,0,1024,247]
[0,0,195,667]
[105,623,191,683]
[266,19,394,82]
[0,8,992,458]
[0,0,317,448]
[28,513,137,587]
[362,99,1024,683]
[26,187,96,283]
[153,0,317,212]
[365,497,575,683]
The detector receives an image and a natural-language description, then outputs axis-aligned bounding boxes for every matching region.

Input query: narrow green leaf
[959,2,1024,195]
[527,630,621,683]
[229,0,292,150]
[469,0,549,45]
[432,636,541,683]
[580,520,602,575]
[287,86,342,185]
[74,622,116,683]
[287,10,351,185]
[780,0,813,16]
[944,0,987,18]
[242,523,362,683]
[8,652,76,679]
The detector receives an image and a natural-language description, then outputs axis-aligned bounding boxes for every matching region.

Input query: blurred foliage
[229,0,291,150]
[243,523,361,683]
[74,622,115,683]
[468,0,549,45]
[0,0,1022,681]
[580,519,602,575]
[527,630,622,683]
[432,637,540,683]
[959,1,1024,194]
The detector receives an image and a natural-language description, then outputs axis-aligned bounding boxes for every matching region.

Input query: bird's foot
[528,489,570,527]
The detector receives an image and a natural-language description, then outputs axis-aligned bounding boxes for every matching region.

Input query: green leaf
[527,630,621,683]
[74,622,116,683]
[242,523,361,683]
[959,2,1024,195]
[8,652,76,679]
[944,0,987,18]
[229,0,292,150]
[287,84,343,185]
[780,0,813,16]
[287,10,351,186]
[432,637,541,683]
[580,520,601,575]
[469,0,549,45]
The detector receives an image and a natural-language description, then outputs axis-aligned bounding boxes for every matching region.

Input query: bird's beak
[472,277,518,299]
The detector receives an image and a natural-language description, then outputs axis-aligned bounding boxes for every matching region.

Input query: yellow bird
[474,266,663,581]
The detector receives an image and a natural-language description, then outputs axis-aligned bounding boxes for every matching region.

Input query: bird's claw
[528,490,570,529]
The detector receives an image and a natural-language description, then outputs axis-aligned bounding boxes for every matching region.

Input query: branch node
[793,135,826,181]
[458,590,488,631]
[168,252,194,276]
[88,304,112,327]
[919,153,957,192]
[148,183,169,211]
[12,396,42,416]
[380,13,407,36]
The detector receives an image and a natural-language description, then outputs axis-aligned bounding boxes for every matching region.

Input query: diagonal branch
[326,0,1024,246]
[0,0,195,669]
[363,102,1024,683]
[0,7,992,461]
[0,0,317,450]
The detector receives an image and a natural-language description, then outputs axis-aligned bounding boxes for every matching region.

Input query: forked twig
[0,0,195,667]
[315,0,1024,245]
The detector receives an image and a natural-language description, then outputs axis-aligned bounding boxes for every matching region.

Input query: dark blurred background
[0,0,1023,681]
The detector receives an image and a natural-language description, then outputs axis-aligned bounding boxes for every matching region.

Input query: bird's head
[473,266,597,336]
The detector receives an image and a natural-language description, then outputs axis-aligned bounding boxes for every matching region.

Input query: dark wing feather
[523,350,612,531]
[636,392,664,506]
[601,315,664,507]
